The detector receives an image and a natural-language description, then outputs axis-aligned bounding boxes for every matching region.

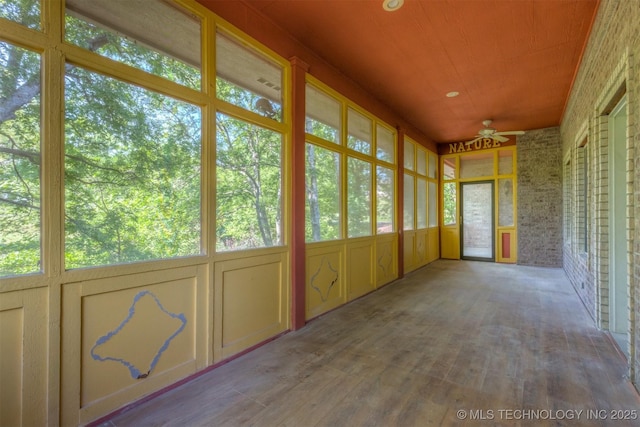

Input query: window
[498,179,514,227]
[460,151,494,179]
[305,144,340,242]
[403,173,414,231]
[428,181,437,228]
[347,108,372,155]
[443,182,457,226]
[0,42,41,276]
[417,178,427,229]
[416,147,427,176]
[0,0,40,30]
[404,138,415,171]
[216,113,282,251]
[215,32,285,252]
[443,157,456,180]
[65,0,201,90]
[347,157,372,237]
[376,166,394,233]
[376,124,395,163]
[306,85,340,143]
[498,150,513,175]
[404,138,436,231]
[428,152,437,179]
[217,32,283,121]
[64,66,201,268]
[305,83,396,242]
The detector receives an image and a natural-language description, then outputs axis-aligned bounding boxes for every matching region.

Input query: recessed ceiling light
[383,0,404,12]
[446,91,460,98]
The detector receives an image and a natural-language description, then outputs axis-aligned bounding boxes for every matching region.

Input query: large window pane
[460,152,494,179]
[306,143,340,242]
[217,32,282,121]
[376,166,394,234]
[416,147,427,176]
[0,43,41,276]
[498,178,514,227]
[428,181,437,227]
[443,157,456,180]
[428,152,437,179]
[403,174,414,230]
[347,108,371,155]
[64,66,201,268]
[347,157,371,237]
[306,85,340,144]
[216,113,282,251]
[404,138,415,170]
[498,150,513,175]
[417,178,427,229]
[376,124,395,163]
[0,0,40,30]
[65,0,201,90]
[443,182,457,225]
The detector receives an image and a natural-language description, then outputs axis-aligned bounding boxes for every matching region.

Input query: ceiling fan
[466,119,525,144]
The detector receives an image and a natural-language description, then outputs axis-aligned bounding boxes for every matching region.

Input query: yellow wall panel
[440,227,460,259]
[427,228,440,263]
[80,278,197,407]
[0,306,23,426]
[215,253,289,359]
[61,266,206,425]
[415,229,428,267]
[376,236,398,286]
[403,230,416,273]
[347,240,374,300]
[306,244,345,319]
[222,263,281,345]
[0,288,47,427]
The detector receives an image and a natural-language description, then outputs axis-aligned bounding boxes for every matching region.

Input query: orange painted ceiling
[202,0,599,144]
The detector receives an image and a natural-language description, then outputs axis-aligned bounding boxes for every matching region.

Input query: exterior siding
[561,0,640,387]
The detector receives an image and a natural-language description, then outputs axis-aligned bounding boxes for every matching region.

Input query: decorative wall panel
[306,244,344,319]
[61,266,206,425]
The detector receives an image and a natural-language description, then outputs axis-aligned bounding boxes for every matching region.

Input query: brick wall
[560,0,640,388]
[517,127,563,267]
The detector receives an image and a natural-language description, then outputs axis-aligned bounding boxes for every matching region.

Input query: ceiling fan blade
[492,135,509,143]
[495,130,525,136]
[465,137,482,144]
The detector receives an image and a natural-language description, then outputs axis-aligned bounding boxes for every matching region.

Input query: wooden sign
[438,137,516,155]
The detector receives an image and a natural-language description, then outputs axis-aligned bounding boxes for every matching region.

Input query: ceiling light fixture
[446,91,459,98]
[383,0,404,12]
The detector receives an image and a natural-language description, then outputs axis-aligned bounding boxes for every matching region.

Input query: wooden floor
[99,260,640,426]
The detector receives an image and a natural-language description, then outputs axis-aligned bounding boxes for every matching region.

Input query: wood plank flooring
[98,260,640,427]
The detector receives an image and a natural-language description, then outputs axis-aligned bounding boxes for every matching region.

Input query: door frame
[460,180,495,262]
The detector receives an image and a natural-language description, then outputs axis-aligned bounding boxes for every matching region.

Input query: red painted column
[289,56,310,330]
[397,126,405,279]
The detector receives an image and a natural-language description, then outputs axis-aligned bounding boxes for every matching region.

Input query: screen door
[461,181,494,261]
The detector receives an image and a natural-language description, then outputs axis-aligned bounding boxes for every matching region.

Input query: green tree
[305,143,340,242]
[0,40,41,275]
[215,112,282,251]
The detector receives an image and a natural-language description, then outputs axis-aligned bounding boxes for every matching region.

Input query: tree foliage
[0,40,40,275]
[305,142,340,242]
